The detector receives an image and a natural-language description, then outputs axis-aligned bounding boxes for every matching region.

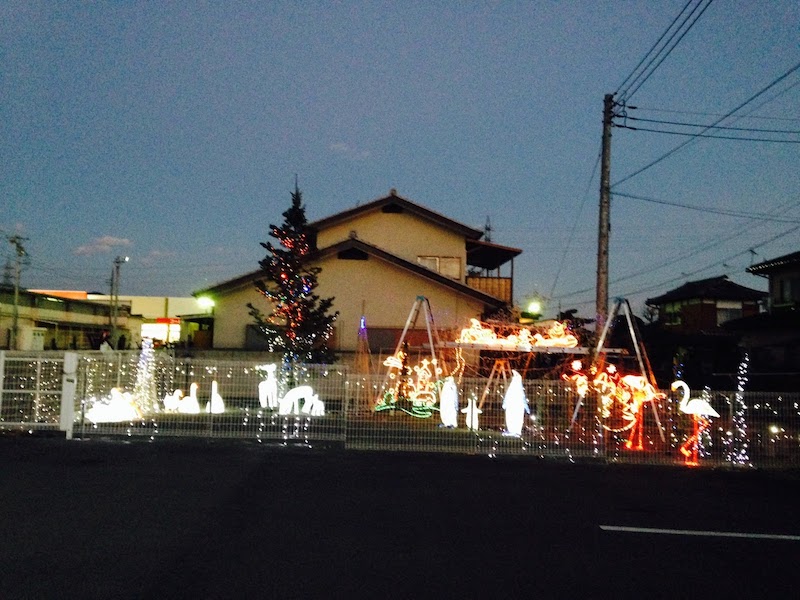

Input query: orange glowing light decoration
[563,363,664,449]
[381,351,442,407]
[456,319,576,350]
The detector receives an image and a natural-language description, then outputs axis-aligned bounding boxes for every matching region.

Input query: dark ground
[1,434,799,599]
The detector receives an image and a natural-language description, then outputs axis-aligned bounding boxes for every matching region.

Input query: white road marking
[600,525,800,541]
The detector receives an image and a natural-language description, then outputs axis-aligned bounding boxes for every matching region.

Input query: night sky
[3,1,798,318]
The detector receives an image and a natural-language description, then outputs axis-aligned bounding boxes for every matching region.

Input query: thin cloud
[140,249,177,266]
[73,235,132,256]
[330,142,370,160]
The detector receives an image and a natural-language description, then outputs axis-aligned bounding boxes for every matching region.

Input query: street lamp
[109,256,129,349]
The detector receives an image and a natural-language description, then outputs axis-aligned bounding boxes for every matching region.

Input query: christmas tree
[248,183,339,365]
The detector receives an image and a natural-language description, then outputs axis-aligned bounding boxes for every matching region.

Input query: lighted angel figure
[257,363,279,409]
[178,383,201,414]
[206,380,226,414]
[439,376,459,428]
[672,380,720,466]
[502,370,530,437]
[461,397,482,431]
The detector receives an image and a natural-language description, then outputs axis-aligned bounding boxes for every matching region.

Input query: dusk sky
[3,1,798,319]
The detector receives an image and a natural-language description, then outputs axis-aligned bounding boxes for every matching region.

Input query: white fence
[1,350,798,469]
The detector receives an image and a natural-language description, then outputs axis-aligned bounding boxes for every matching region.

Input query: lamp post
[109,256,129,349]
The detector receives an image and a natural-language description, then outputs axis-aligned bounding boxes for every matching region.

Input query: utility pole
[109,255,128,349]
[596,93,615,335]
[7,235,27,351]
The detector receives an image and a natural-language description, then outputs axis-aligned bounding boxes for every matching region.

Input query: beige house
[194,190,521,352]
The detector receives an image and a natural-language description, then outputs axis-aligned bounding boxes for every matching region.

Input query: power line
[615,123,800,143]
[625,115,800,135]
[615,0,696,97]
[613,191,800,223]
[621,0,714,102]
[613,60,800,187]
[631,106,800,122]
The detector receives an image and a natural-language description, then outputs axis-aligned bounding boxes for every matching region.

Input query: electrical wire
[625,115,800,135]
[612,191,800,223]
[613,60,800,188]
[615,123,800,143]
[621,0,714,102]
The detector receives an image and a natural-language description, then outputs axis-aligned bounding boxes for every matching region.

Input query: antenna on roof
[484,216,492,242]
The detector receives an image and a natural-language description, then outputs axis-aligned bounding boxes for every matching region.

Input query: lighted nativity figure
[502,370,530,437]
[257,363,279,409]
[439,376,459,428]
[206,380,226,414]
[461,397,482,431]
[84,388,141,423]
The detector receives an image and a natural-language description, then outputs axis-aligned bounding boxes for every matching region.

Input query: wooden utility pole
[596,93,615,334]
[7,235,27,351]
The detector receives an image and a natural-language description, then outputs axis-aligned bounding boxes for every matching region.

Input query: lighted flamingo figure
[671,380,720,466]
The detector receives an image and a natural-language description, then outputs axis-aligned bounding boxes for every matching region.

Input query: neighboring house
[722,250,800,391]
[32,291,212,347]
[642,276,767,389]
[194,190,521,353]
[0,286,142,350]
[746,250,800,312]
[645,276,765,333]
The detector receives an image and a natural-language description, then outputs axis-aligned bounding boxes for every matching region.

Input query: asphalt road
[1,435,798,599]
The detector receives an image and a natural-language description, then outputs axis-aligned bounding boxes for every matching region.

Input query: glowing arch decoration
[672,380,719,467]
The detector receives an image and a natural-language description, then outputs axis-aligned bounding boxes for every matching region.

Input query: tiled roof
[646,276,767,305]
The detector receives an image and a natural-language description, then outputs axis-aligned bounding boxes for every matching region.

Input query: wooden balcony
[466,276,513,303]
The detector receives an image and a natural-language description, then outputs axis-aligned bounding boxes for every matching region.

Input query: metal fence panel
[1,351,798,470]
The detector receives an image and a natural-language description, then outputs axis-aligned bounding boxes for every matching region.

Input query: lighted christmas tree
[248,183,339,365]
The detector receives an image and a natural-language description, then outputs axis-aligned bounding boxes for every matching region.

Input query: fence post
[60,352,78,440]
[0,351,5,419]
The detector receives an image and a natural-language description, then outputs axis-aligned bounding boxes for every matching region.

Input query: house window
[716,300,743,326]
[417,256,461,280]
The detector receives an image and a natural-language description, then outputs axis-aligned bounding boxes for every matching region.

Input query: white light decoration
[279,385,317,415]
[439,376,459,428]
[672,380,719,466]
[725,352,751,466]
[257,363,279,409]
[163,389,183,412]
[300,392,325,416]
[178,382,201,414]
[461,396,482,431]
[502,370,529,437]
[84,388,141,423]
[206,380,226,414]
